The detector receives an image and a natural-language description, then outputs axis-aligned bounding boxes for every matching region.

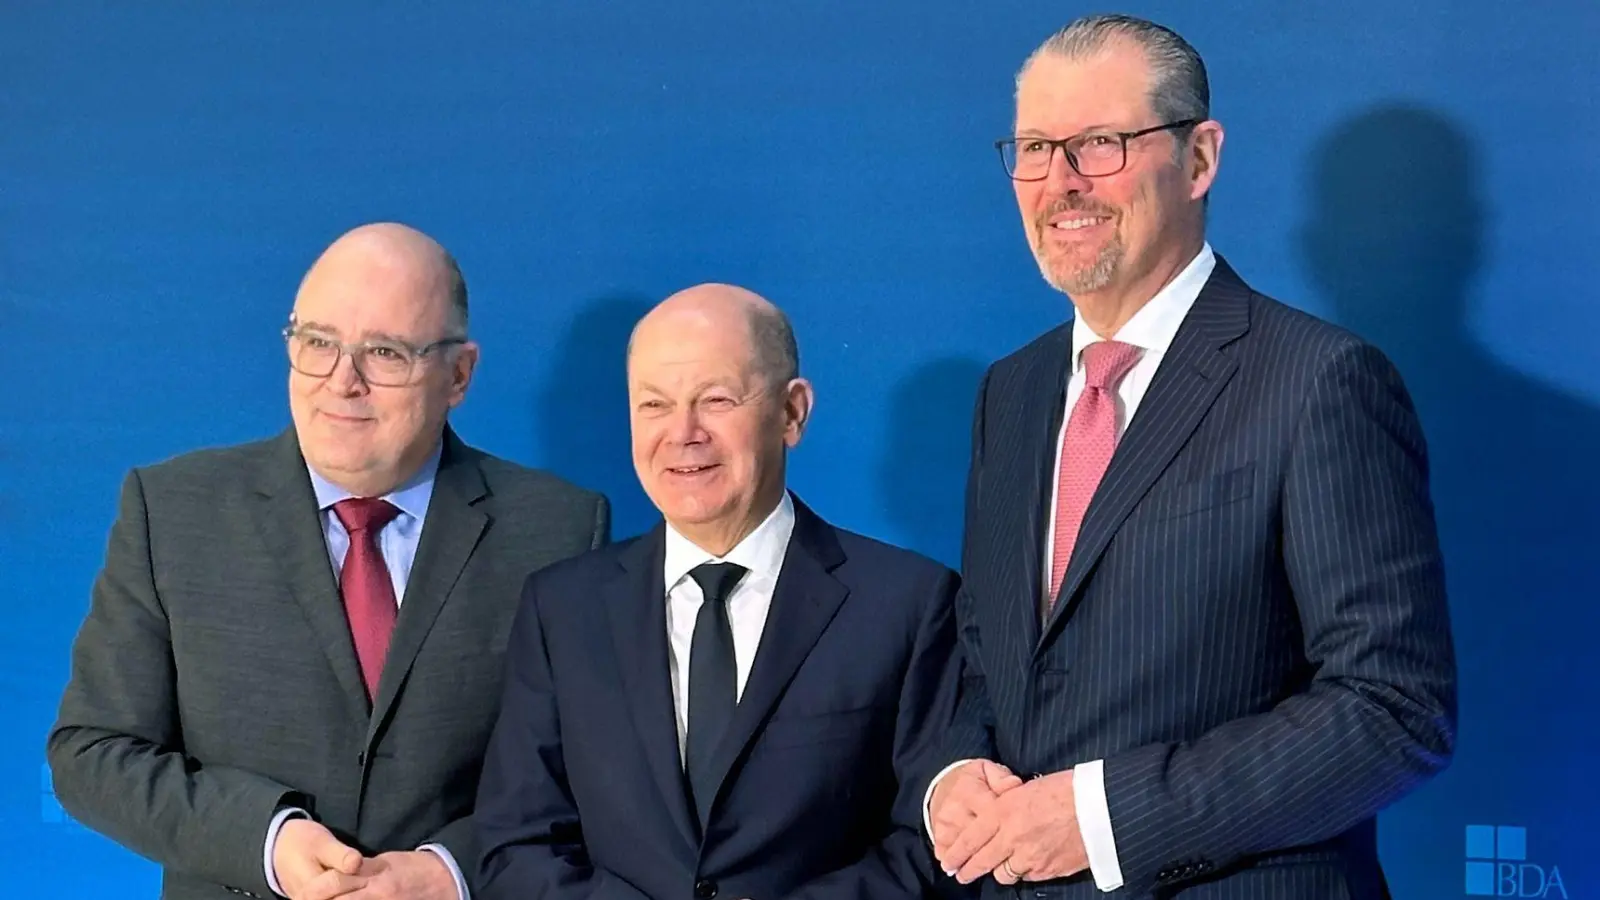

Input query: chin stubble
[1035,230,1124,295]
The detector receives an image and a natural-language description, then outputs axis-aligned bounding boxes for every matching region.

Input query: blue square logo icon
[39,762,74,827]
[1465,860,1495,896]
[1465,824,1495,859]
[1496,826,1526,862]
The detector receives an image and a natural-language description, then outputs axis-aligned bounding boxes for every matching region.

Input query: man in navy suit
[474,283,962,900]
[925,15,1458,899]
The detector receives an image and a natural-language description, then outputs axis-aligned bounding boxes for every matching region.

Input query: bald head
[629,283,798,387]
[297,222,468,335]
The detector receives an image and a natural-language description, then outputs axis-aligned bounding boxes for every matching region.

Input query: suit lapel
[1000,326,1072,654]
[364,430,489,748]
[250,429,372,724]
[1039,258,1252,649]
[697,496,849,827]
[606,525,700,850]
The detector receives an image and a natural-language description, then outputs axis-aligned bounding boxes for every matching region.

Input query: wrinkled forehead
[1014,46,1155,134]
[628,317,761,388]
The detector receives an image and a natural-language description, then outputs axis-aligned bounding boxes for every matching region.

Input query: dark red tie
[332,498,401,701]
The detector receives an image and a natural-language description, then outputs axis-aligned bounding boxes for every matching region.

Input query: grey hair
[441,252,469,337]
[748,303,799,386]
[1021,14,1209,156]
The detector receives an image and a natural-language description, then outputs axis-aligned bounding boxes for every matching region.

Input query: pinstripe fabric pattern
[946,257,1457,899]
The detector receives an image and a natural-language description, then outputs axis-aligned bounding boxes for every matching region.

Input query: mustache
[1039,197,1118,220]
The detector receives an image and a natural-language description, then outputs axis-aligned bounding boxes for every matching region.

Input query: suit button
[694,880,717,899]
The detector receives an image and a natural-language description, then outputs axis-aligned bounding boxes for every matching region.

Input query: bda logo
[40,763,80,828]
[1466,826,1567,898]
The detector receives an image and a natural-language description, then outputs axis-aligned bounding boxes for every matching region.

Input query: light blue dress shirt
[262,444,471,900]
[308,444,439,604]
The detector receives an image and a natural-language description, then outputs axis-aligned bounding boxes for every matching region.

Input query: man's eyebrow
[1014,124,1117,138]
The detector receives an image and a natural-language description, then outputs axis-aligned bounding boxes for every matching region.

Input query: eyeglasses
[996,119,1200,181]
[283,324,467,387]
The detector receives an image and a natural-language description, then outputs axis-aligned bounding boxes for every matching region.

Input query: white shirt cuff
[420,842,470,900]
[922,758,978,845]
[1073,759,1124,891]
[263,806,309,897]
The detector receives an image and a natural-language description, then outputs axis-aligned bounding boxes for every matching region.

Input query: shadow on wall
[877,357,988,569]
[1300,103,1600,879]
[534,293,657,541]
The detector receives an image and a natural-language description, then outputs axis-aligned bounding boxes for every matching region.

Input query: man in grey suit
[47,222,609,900]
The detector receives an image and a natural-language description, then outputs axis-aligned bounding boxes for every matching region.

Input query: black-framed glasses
[996,119,1200,181]
[283,323,467,387]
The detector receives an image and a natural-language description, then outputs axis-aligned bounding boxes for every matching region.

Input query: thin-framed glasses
[996,119,1200,181]
[283,323,467,387]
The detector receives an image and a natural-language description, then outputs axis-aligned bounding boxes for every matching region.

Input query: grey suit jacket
[46,426,609,900]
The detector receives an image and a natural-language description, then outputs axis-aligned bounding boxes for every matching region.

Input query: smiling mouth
[1049,215,1112,230]
[667,464,718,475]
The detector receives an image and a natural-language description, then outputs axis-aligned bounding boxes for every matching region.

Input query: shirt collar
[663,491,796,594]
[305,439,443,521]
[1070,241,1215,371]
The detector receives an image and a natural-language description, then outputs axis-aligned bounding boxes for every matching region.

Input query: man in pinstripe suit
[925,15,1457,899]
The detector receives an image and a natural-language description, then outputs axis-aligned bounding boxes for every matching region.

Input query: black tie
[685,561,747,827]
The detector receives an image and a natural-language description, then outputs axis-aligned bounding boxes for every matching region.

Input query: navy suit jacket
[945,258,1457,898]
[476,494,962,900]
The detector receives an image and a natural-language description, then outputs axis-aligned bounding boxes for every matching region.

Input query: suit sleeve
[421,819,477,894]
[780,567,965,900]
[944,368,1001,768]
[45,470,301,898]
[474,573,652,900]
[1100,340,1458,893]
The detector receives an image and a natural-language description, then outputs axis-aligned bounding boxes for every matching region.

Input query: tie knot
[1081,340,1143,390]
[332,497,400,534]
[689,562,748,606]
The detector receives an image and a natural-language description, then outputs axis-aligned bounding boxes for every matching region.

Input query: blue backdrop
[4,3,1596,897]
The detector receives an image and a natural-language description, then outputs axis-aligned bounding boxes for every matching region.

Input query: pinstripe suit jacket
[47,427,609,900]
[945,257,1457,899]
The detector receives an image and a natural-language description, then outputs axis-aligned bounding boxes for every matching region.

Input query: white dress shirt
[926,243,1214,893]
[663,492,796,762]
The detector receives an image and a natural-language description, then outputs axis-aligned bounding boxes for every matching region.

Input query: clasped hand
[928,760,1089,885]
[274,818,455,900]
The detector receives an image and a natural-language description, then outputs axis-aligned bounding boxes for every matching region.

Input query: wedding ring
[1002,861,1022,881]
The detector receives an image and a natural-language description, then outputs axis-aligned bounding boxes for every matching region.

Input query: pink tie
[333,498,401,701]
[1048,340,1143,611]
